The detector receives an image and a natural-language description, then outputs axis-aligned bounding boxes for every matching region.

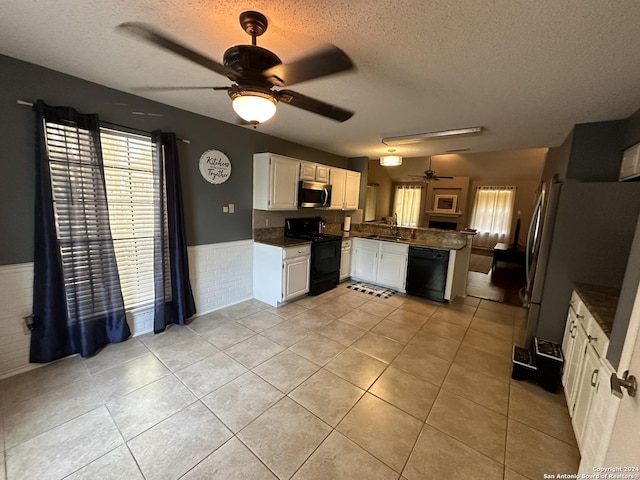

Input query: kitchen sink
[365,234,406,242]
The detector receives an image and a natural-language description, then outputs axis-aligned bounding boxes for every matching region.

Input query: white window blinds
[100,128,158,309]
[46,121,122,320]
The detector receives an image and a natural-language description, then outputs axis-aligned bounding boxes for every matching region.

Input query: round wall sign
[199,149,231,184]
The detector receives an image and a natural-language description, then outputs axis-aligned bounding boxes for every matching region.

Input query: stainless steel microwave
[298,181,332,207]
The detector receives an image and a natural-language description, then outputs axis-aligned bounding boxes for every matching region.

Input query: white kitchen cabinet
[565,317,589,412]
[571,343,600,447]
[300,162,330,183]
[351,238,378,282]
[340,238,352,281]
[561,288,613,451]
[253,153,300,210]
[619,142,640,181]
[329,168,347,210]
[351,238,408,291]
[254,242,311,307]
[329,168,360,210]
[377,242,409,291]
[283,254,311,302]
[344,170,361,210]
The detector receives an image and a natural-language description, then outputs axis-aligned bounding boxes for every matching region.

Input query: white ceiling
[2,0,640,160]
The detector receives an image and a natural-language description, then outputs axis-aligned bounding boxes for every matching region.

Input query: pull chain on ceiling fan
[117,11,356,125]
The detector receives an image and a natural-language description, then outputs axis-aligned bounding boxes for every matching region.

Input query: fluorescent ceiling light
[382,127,483,146]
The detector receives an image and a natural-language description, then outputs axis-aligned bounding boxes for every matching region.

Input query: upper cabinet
[300,161,330,183]
[253,153,300,210]
[619,142,640,181]
[329,167,361,210]
[253,153,360,211]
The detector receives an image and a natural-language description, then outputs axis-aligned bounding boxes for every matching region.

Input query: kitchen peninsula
[253,220,474,305]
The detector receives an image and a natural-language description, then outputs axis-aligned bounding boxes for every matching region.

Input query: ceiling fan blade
[117,22,240,81]
[277,89,354,122]
[263,46,355,87]
[130,86,229,92]
[436,176,454,179]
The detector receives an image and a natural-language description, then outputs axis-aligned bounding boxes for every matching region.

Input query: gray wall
[542,117,633,183]
[566,120,628,182]
[541,129,572,181]
[347,156,369,210]
[536,181,640,343]
[0,54,350,265]
[608,214,640,368]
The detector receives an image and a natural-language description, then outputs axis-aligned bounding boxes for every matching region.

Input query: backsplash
[253,209,349,230]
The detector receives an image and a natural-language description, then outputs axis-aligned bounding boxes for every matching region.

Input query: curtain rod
[17,100,190,144]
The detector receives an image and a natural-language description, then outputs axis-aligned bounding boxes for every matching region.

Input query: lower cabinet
[561,289,611,452]
[254,242,311,307]
[351,238,408,291]
[340,238,352,281]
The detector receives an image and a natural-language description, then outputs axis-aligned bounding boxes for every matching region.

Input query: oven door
[311,239,341,279]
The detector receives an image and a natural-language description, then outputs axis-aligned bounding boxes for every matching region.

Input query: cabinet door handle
[591,369,599,387]
[570,327,576,339]
[576,313,584,320]
[588,334,598,343]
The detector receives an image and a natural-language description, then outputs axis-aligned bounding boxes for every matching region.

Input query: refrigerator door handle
[524,193,543,305]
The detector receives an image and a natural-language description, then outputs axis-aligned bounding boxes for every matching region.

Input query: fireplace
[429,220,458,230]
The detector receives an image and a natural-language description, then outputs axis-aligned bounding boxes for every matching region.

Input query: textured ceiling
[1,0,640,160]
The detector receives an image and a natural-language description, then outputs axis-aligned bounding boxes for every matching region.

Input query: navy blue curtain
[31,100,130,363]
[152,131,196,333]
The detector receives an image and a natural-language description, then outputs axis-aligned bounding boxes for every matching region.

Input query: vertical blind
[393,184,423,227]
[469,186,516,248]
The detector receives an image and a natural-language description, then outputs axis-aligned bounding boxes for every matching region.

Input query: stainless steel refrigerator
[521,178,640,347]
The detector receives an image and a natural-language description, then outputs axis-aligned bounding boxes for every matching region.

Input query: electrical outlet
[223,206,229,213]
[228,203,235,214]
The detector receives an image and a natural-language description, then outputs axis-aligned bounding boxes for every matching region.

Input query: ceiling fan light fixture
[230,89,277,124]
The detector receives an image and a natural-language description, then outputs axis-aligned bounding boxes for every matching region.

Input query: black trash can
[512,345,537,381]
[534,338,564,393]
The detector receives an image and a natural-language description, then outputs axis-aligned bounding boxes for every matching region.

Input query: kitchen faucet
[390,212,399,237]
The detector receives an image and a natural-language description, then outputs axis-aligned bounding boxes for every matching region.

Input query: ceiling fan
[117,11,355,125]
[409,157,454,182]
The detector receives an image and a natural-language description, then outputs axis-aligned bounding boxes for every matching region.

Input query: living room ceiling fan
[409,157,454,182]
[117,11,355,125]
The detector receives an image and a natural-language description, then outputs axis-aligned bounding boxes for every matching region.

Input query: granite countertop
[254,236,312,248]
[573,283,620,337]
[340,231,468,250]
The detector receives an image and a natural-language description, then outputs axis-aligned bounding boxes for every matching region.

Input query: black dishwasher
[405,246,450,302]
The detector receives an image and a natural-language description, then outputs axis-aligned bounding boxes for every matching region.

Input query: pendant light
[380,148,402,166]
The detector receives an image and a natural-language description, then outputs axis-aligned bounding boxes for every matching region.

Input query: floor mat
[468,253,493,274]
[347,282,397,298]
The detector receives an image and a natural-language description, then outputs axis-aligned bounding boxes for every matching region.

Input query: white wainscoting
[0,263,34,380]
[0,240,254,380]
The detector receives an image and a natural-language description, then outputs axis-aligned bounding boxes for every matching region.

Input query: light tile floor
[0,284,580,480]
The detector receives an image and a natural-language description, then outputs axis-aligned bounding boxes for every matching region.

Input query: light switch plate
[223,206,229,213]
[228,203,235,213]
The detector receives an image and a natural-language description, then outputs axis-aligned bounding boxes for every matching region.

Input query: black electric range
[285,217,342,296]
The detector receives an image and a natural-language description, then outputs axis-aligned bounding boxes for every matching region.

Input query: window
[46,122,164,314]
[469,186,516,248]
[101,128,166,309]
[393,184,423,227]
